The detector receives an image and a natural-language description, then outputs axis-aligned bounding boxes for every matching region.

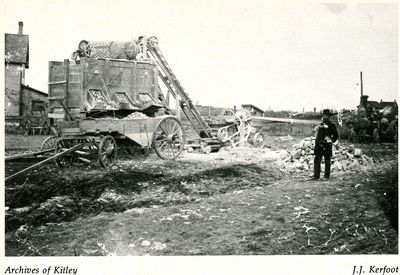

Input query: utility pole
[360,71,363,96]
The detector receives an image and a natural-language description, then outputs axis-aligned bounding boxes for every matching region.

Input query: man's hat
[322,109,332,116]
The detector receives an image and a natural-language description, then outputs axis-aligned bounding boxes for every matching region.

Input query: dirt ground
[4,134,398,256]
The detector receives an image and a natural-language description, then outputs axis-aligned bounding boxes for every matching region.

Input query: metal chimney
[18,21,23,35]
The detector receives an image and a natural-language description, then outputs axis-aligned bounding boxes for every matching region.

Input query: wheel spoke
[171,128,181,137]
[159,125,168,135]
[171,142,180,150]
[103,156,108,166]
[167,143,173,158]
[170,143,177,157]
[174,134,182,143]
[164,120,172,134]
[169,120,175,134]
[170,123,176,135]
[170,143,178,155]
[159,140,168,150]
[156,137,167,142]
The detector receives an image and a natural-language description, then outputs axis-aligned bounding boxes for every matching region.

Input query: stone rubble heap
[122,112,148,120]
[277,136,375,173]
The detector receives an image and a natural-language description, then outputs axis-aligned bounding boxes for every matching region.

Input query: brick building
[5,22,48,127]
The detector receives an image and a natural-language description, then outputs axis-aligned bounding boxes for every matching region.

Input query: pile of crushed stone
[276,137,375,173]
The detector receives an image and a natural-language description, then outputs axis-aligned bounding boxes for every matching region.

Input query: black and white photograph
[2,0,399,274]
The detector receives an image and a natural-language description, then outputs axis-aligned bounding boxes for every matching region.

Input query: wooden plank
[5,144,84,182]
[252,116,320,125]
[48,81,66,85]
[49,62,68,114]
[68,64,84,108]
[5,149,54,161]
[48,61,53,99]
[48,113,65,119]
[48,96,65,100]
[60,128,81,133]
[74,150,90,156]
[64,59,70,121]
[77,157,91,163]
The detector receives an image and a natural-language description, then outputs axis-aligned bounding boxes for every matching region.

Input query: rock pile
[277,137,375,173]
[122,112,148,120]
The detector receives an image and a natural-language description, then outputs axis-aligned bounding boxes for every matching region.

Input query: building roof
[5,33,29,68]
[358,100,397,110]
[380,101,397,109]
[21,84,47,97]
[368,101,382,109]
[241,104,264,114]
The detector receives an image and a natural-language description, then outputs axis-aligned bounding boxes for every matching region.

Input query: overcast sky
[2,1,398,112]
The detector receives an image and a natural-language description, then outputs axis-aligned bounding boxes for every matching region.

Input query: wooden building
[241,104,264,117]
[20,84,48,126]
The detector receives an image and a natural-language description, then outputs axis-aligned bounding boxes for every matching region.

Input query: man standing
[313,109,339,180]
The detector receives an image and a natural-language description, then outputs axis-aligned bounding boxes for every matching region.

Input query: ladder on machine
[141,36,213,138]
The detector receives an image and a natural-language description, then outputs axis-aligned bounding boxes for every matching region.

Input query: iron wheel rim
[55,140,74,168]
[98,135,117,168]
[41,136,59,151]
[153,116,185,160]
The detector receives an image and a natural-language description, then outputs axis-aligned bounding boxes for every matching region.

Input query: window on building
[32,100,45,112]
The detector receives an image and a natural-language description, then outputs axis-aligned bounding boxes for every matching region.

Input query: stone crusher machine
[344,72,398,143]
[45,36,263,169]
[347,95,398,143]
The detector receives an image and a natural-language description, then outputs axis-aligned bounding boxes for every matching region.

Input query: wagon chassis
[55,115,185,168]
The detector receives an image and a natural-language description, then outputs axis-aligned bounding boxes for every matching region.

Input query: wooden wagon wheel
[41,136,59,151]
[252,132,264,148]
[55,140,74,168]
[217,127,229,143]
[153,116,185,160]
[98,135,117,168]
